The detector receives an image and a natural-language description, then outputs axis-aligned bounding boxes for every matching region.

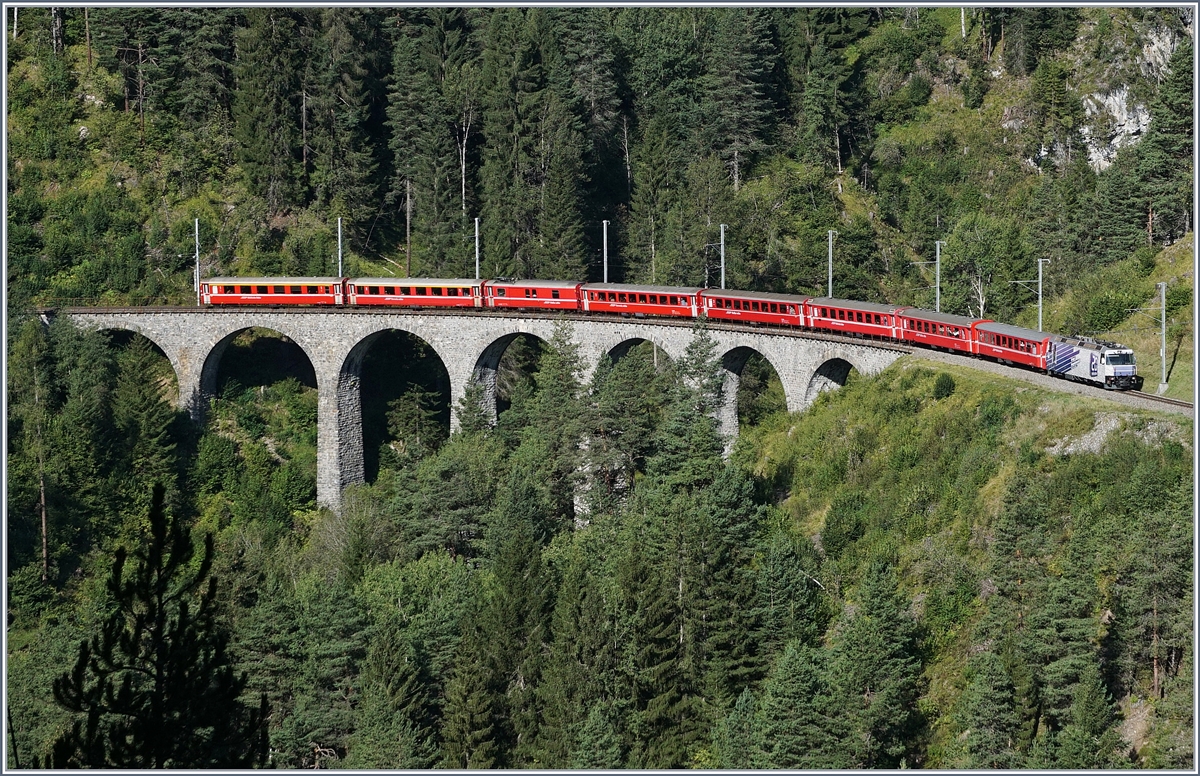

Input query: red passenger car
[201,277,344,305]
[701,289,807,327]
[347,278,482,308]
[896,308,983,354]
[483,279,583,310]
[580,284,700,318]
[974,321,1048,369]
[806,297,905,339]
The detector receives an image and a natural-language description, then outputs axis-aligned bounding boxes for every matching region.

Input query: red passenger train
[199,276,1141,389]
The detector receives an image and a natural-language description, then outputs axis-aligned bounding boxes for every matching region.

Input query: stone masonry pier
[61,308,907,510]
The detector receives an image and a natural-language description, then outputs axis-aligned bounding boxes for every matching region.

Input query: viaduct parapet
[61,308,906,510]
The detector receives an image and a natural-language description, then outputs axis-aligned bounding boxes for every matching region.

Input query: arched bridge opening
[804,357,859,407]
[471,332,548,425]
[354,330,452,483]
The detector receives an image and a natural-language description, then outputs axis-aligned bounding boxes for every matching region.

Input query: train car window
[552,289,561,299]
[287,286,297,294]
[416,287,427,295]
[384,286,394,295]
[635,294,644,303]
[400,287,410,295]
[615,293,624,302]
[271,286,281,294]
[433,287,444,296]
[305,286,315,294]
[837,309,845,320]
[770,303,779,313]
[788,305,796,315]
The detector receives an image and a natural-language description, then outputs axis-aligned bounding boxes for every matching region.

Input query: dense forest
[5,5,1195,770]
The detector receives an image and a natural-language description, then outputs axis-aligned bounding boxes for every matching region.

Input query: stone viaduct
[61,308,907,510]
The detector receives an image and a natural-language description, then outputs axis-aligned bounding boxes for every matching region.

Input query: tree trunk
[84,8,91,68]
[50,7,63,54]
[623,116,632,193]
[406,178,412,276]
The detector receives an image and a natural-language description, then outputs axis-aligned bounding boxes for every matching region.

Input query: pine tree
[710,687,760,768]
[41,485,268,768]
[586,348,666,510]
[756,641,849,768]
[386,382,448,463]
[440,604,500,769]
[954,651,1022,768]
[571,703,624,769]
[684,467,764,708]
[696,8,777,190]
[1138,36,1193,243]
[345,629,438,768]
[479,8,545,279]
[233,8,303,212]
[479,466,552,766]
[645,325,724,491]
[518,322,588,530]
[755,526,829,652]
[108,336,180,530]
[826,562,923,768]
[1054,660,1123,769]
[307,8,387,232]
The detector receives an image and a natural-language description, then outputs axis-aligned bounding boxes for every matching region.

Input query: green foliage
[933,371,956,399]
[40,485,268,768]
[6,9,1197,770]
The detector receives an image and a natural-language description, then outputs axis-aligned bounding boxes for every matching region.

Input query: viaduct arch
[61,309,906,510]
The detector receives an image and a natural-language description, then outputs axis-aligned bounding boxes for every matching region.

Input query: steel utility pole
[194,218,200,306]
[1159,281,1168,393]
[934,240,944,312]
[720,223,726,289]
[1007,258,1049,330]
[475,217,480,280]
[603,220,609,283]
[1037,257,1044,331]
[827,229,837,297]
[337,217,343,276]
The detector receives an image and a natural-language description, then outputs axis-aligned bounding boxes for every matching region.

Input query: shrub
[933,372,956,399]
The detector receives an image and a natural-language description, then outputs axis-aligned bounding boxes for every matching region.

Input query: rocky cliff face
[1079,11,1192,171]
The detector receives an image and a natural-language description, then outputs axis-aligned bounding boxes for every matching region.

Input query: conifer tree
[710,687,760,768]
[826,562,922,768]
[109,336,180,526]
[645,325,724,491]
[346,629,438,768]
[233,8,303,212]
[755,527,829,651]
[480,466,552,766]
[440,603,500,769]
[42,485,268,768]
[954,651,1022,768]
[570,703,625,769]
[757,642,849,769]
[1053,660,1123,769]
[519,322,587,530]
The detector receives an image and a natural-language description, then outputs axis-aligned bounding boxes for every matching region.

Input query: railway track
[1128,391,1194,410]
